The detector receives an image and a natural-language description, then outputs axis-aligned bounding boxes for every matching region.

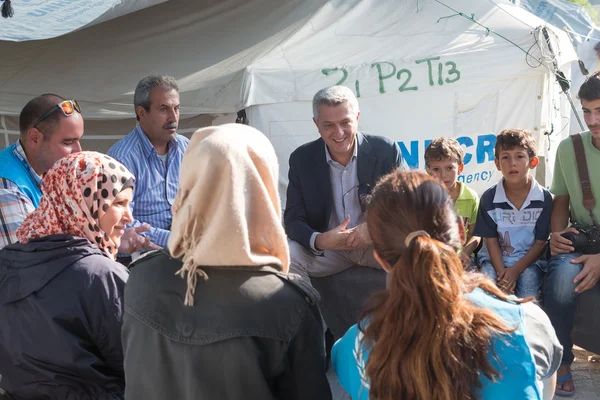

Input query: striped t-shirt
[107,126,189,247]
[474,178,552,266]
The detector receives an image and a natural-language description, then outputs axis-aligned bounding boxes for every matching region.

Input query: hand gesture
[314,216,356,251]
[118,224,161,254]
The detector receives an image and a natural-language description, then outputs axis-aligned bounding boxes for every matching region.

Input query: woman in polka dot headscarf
[0,151,134,399]
[17,151,135,259]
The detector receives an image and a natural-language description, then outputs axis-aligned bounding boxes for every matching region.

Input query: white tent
[0,0,167,41]
[517,0,600,134]
[0,0,577,199]
[242,0,578,199]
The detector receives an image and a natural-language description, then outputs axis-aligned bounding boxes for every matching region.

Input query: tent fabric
[518,0,598,41]
[0,0,167,42]
[0,0,325,151]
[242,0,577,198]
[0,0,578,198]
[0,0,324,118]
[0,0,574,119]
[244,0,574,104]
[518,0,600,133]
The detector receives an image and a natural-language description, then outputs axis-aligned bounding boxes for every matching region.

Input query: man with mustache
[108,75,189,251]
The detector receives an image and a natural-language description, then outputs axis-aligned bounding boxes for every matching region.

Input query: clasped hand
[497,267,520,295]
[315,216,372,251]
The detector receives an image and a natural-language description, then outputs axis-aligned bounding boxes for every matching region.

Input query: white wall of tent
[0,0,580,198]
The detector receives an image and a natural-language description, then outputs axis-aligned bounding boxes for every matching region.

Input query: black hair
[19,94,66,138]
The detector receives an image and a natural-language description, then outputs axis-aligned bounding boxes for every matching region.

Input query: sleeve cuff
[151,229,170,248]
[309,232,324,255]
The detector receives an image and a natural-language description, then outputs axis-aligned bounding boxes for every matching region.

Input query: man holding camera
[545,71,600,397]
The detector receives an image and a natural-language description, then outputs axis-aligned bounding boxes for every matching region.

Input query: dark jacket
[123,250,332,400]
[284,132,405,249]
[0,235,128,400]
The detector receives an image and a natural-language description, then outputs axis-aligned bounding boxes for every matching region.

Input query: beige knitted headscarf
[168,123,290,306]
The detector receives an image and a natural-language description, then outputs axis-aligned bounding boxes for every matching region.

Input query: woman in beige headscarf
[122,124,332,400]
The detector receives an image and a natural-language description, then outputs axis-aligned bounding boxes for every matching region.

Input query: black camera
[561,223,600,254]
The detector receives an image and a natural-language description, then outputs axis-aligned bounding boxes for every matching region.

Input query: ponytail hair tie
[404,230,430,247]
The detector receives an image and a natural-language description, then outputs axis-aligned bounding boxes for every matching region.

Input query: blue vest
[332,288,542,399]
[0,143,42,208]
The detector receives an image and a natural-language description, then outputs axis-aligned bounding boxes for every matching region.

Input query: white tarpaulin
[244,0,577,199]
[0,0,325,151]
[518,0,600,133]
[0,0,577,200]
[0,0,167,42]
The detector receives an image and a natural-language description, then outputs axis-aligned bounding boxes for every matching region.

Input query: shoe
[555,371,575,397]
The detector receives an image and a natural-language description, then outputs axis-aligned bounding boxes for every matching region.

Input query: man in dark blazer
[284,85,407,337]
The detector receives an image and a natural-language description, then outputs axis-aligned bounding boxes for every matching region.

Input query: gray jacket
[123,250,332,400]
[0,235,128,400]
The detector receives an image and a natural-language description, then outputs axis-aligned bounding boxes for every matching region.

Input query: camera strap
[572,133,598,226]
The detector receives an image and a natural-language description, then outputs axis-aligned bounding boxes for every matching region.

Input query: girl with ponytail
[332,170,561,400]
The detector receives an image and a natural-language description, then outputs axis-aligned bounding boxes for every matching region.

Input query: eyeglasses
[33,100,82,128]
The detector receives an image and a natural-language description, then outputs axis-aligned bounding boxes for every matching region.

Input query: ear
[312,117,318,128]
[373,249,392,273]
[26,127,44,146]
[458,163,465,174]
[425,165,432,176]
[494,158,501,171]
[136,105,147,121]
[356,110,361,122]
[529,156,539,169]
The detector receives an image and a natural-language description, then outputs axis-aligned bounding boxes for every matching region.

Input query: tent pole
[1,115,8,149]
[541,27,586,132]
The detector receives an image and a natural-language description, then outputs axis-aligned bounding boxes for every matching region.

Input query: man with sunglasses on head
[0,94,83,248]
[0,94,155,255]
[108,75,189,253]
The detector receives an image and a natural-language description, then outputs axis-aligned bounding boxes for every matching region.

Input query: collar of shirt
[493,177,545,209]
[456,181,476,202]
[14,139,42,187]
[134,125,181,160]
[324,137,358,166]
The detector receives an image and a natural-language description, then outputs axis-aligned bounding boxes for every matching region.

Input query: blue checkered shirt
[107,126,189,247]
[0,141,41,248]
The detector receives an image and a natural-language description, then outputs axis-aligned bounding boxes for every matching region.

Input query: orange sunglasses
[33,100,82,128]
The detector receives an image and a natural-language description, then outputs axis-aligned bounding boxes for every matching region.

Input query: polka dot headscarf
[17,151,135,259]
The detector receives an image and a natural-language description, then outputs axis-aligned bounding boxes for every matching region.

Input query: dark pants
[116,255,132,268]
[311,266,387,338]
